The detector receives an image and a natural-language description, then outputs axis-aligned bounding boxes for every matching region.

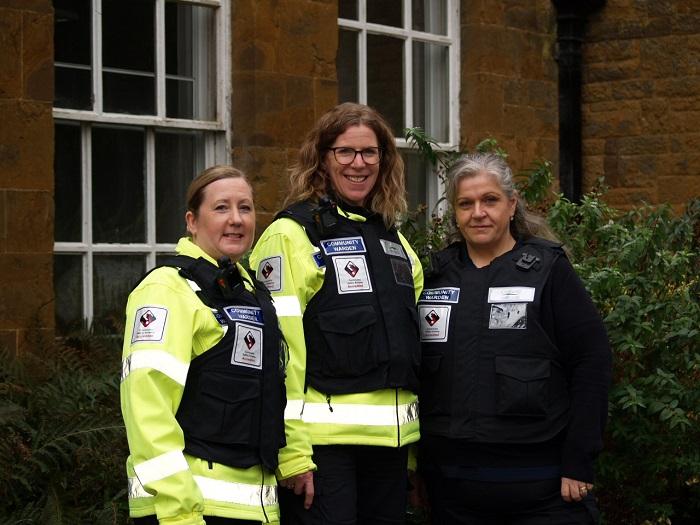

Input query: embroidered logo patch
[257,256,282,292]
[333,255,372,294]
[418,304,451,342]
[232,323,263,369]
[425,309,440,326]
[320,236,366,255]
[131,306,168,343]
[345,260,360,277]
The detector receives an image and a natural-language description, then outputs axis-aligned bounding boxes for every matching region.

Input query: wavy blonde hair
[284,102,407,228]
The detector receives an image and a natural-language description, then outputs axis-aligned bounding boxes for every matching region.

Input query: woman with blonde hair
[251,103,423,524]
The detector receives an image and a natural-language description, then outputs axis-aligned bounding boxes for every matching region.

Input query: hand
[280,471,315,509]
[561,477,593,502]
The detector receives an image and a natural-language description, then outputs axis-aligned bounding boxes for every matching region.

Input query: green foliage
[401,131,700,524]
[0,327,129,525]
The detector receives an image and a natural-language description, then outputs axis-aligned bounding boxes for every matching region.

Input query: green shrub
[401,130,700,524]
[0,325,129,524]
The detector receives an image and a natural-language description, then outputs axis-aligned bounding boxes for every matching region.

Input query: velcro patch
[258,256,282,292]
[418,304,451,342]
[232,323,263,369]
[131,306,168,343]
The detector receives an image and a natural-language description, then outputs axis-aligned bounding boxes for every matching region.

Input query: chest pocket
[313,305,381,377]
[181,371,261,445]
[494,356,550,417]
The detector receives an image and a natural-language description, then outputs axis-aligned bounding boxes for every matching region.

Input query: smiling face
[454,170,517,255]
[185,177,255,262]
[324,124,380,207]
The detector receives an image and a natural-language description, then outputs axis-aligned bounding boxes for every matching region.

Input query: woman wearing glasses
[250,103,423,525]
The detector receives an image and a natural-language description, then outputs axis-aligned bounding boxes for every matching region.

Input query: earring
[510,216,514,221]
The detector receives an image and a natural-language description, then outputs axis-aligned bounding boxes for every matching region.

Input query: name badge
[488,287,535,303]
[380,239,407,259]
[320,236,366,255]
[419,287,460,303]
[223,306,264,325]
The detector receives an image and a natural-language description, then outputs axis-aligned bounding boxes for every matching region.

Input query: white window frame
[338,0,460,210]
[53,0,231,323]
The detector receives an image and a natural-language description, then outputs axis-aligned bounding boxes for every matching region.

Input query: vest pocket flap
[318,305,377,335]
[201,373,260,403]
[494,356,550,382]
[422,354,442,373]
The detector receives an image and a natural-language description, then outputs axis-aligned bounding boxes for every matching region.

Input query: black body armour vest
[418,238,570,444]
[152,256,286,471]
[276,201,421,394]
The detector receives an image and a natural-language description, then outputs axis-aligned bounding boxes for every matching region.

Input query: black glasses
[326,147,382,165]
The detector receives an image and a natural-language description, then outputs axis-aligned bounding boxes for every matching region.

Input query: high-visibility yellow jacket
[250,206,424,480]
[121,238,279,524]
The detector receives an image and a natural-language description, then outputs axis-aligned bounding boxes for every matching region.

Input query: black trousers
[423,467,599,525]
[280,444,409,525]
[133,516,258,525]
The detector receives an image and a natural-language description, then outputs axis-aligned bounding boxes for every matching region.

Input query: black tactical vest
[418,238,570,444]
[152,255,286,471]
[276,200,421,394]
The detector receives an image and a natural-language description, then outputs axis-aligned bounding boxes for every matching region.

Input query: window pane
[155,130,205,243]
[367,0,402,27]
[337,29,358,103]
[93,254,145,325]
[166,2,216,120]
[103,0,156,114]
[54,0,92,109]
[403,150,429,221]
[54,254,84,333]
[339,0,357,20]
[92,126,145,243]
[55,122,82,241]
[412,0,448,35]
[367,34,404,136]
[413,41,449,142]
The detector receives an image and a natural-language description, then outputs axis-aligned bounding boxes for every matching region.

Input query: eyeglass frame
[325,147,383,165]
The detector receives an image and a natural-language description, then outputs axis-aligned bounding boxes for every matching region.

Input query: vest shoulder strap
[275,200,324,246]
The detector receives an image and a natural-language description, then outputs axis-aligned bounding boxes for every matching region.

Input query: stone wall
[460,0,559,174]
[583,0,700,208]
[0,0,54,353]
[230,0,338,231]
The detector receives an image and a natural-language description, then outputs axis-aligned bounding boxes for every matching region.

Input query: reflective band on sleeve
[193,475,278,507]
[284,399,304,420]
[133,450,189,486]
[271,295,302,317]
[301,400,419,426]
[121,350,189,385]
[127,476,152,500]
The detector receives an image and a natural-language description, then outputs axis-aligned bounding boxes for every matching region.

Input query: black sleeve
[540,255,612,483]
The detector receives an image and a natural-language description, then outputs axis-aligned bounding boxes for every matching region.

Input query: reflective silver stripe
[271,295,302,317]
[121,350,189,385]
[128,476,151,499]
[302,400,419,426]
[284,399,304,420]
[185,278,201,292]
[194,475,278,507]
[127,474,277,507]
[133,450,189,485]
